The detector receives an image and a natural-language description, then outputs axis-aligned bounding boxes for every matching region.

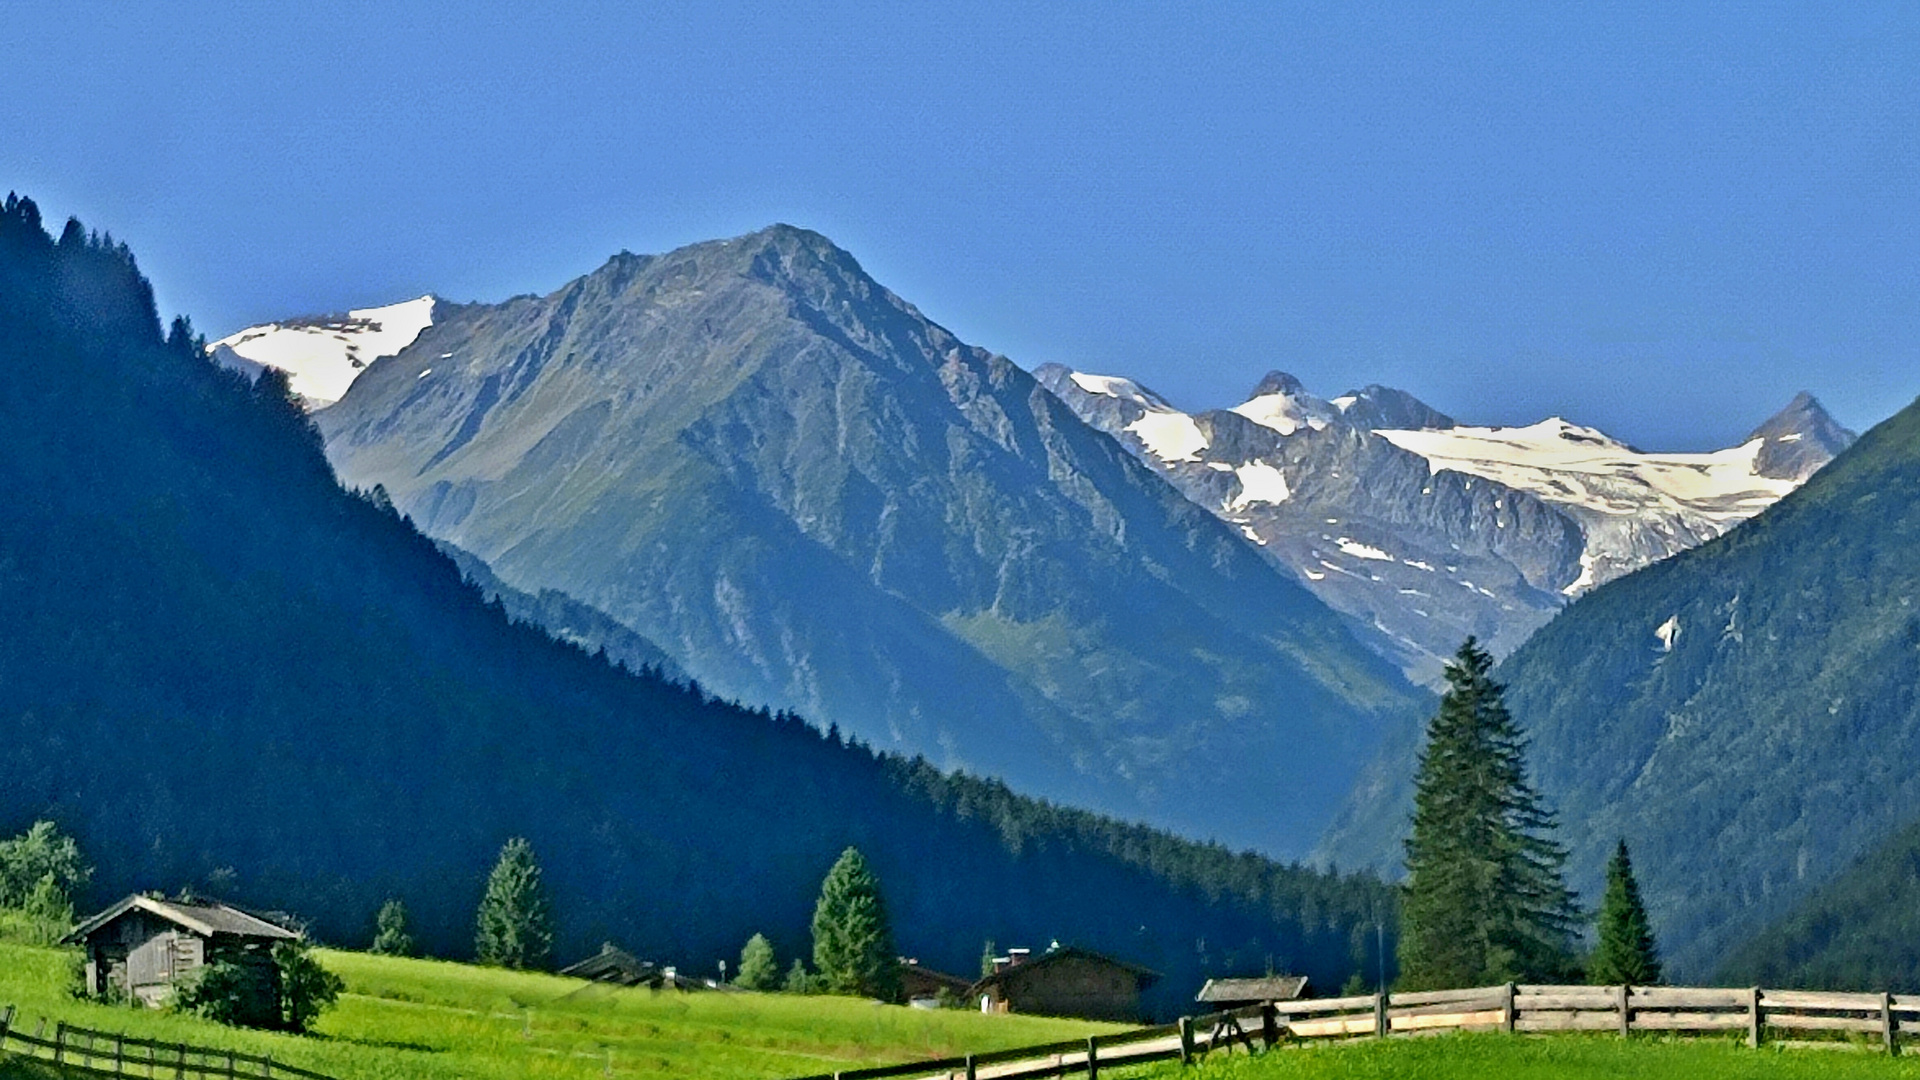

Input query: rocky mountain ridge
[1036,365,1852,683]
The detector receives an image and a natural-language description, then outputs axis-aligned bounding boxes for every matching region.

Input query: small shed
[970,946,1160,1022]
[1195,975,1310,1010]
[898,959,972,1006]
[65,895,299,1008]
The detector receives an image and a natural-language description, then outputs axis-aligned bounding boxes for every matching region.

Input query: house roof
[1195,975,1310,1003]
[969,947,1162,994]
[899,961,974,993]
[559,944,656,984]
[65,895,300,945]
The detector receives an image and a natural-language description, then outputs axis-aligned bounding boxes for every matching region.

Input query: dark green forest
[0,194,1391,1016]
[1719,817,1920,991]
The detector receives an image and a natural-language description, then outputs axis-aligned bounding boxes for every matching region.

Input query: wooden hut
[970,946,1160,1022]
[64,895,299,1009]
[898,959,972,1007]
[1195,975,1309,1010]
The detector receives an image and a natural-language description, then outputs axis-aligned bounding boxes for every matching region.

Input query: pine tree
[782,958,814,994]
[475,837,553,970]
[736,933,779,990]
[1589,839,1662,985]
[371,898,416,957]
[1399,638,1579,989]
[811,847,902,1000]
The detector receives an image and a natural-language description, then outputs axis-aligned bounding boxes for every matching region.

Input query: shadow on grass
[310,1033,442,1054]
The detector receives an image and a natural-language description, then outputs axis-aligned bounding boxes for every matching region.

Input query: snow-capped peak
[210,295,437,408]
[1060,368,1210,462]
[1230,370,1339,436]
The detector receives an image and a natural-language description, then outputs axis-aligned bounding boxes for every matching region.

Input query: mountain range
[0,193,1392,1015]
[221,226,1425,856]
[1038,366,1852,684]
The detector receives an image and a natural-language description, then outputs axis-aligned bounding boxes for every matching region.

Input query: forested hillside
[1319,391,1920,979]
[0,194,1389,1016]
[1720,818,1920,990]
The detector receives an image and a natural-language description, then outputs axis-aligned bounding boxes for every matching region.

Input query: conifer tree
[736,933,779,990]
[1589,839,1661,985]
[475,837,553,970]
[811,847,902,1000]
[371,898,416,956]
[783,958,814,994]
[1399,638,1579,989]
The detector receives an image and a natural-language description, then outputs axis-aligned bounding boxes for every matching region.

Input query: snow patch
[1655,614,1680,652]
[1335,538,1393,561]
[1227,462,1291,509]
[213,296,436,408]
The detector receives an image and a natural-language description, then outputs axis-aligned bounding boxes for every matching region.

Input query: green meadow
[0,941,1118,1080]
[1129,1031,1920,1080]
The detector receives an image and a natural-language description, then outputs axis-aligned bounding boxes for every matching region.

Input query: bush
[276,940,344,1032]
[174,957,280,1028]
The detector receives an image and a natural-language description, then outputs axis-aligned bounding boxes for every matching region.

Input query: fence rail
[788,984,1916,1080]
[0,1006,337,1080]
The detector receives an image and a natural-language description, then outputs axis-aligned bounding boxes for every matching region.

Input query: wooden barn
[970,946,1160,1022]
[898,959,972,1007]
[1195,974,1309,1010]
[64,895,299,1009]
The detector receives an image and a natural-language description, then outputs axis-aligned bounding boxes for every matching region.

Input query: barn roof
[969,947,1161,993]
[1195,975,1310,1003]
[65,895,301,945]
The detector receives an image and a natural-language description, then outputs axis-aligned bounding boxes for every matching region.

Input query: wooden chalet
[970,946,1160,1023]
[559,944,718,990]
[898,958,972,1006]
[1195,975,1309,1010]
[64,895,300,1009]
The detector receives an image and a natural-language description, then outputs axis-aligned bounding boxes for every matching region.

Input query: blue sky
[4,2,1913,448]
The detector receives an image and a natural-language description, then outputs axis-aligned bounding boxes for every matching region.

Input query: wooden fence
[0,1005,337,1080]
[789,984,1920,1080]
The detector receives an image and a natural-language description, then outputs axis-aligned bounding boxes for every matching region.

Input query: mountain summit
[288,224,1425,854]
[1748,391,1855,481]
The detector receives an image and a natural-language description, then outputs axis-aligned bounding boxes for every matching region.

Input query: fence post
[964,1053,976,1080]
[176,1042,188,1080]
[1261,1002,1278,1049]
[227,1049,237,1080]
[1374,991,1389,1039]
[1884,992,1898,1057]
[54,1021,66,1065]
[115,1034,125,1076]
[1178,1016,1194,1064]
[1085,1035,1099,1080]
[1617,985,1631,1038]
[1503,983,1517,1034]
[0,1004,13,1052]
[1747,987,1763,1048]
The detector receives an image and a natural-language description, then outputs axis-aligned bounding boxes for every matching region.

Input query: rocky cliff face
[1037,365,1851,684]
[294,226,1423,854]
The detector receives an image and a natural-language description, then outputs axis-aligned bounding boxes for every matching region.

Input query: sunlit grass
[0,941,1119,1080]
[1117,1031,1920,1080]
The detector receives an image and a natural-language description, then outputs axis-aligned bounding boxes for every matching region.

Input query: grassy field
[1125,1031,1920,1080]
[0,941,1121,1080]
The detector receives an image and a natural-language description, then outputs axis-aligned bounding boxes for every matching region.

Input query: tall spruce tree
[811,847,902,1000]
[1399,638,1579,989]
[475,838,553,970]
[1589,839,1661,985]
